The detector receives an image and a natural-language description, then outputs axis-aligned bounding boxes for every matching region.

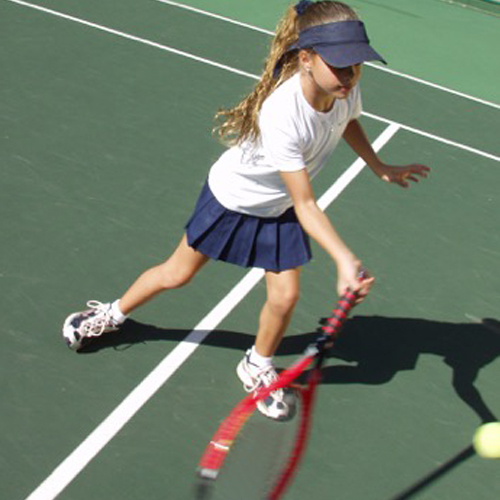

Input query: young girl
[63,1,429,420]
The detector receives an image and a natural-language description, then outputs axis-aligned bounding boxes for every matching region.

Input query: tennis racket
[196,287,359,499]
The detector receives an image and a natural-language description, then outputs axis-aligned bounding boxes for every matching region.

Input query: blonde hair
[214,1,359,146]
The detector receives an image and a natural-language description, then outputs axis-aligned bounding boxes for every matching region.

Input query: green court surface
[1,1,499,500]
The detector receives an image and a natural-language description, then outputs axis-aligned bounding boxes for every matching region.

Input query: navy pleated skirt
[185,181,312,272]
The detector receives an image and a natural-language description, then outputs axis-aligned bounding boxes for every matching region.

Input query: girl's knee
[155,262,197,290]
[267,288,299,316]
[155,242,208,290]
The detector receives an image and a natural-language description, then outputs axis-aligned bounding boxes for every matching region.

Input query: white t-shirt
[208,73,362,217]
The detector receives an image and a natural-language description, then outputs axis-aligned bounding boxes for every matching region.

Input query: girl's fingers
[359,276,375,292]
[401,167,429,185]
[410,164,430,176]
[353,276,375,303]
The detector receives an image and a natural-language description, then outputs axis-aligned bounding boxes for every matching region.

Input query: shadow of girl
[321,315,500,423]
[78,313,499,423]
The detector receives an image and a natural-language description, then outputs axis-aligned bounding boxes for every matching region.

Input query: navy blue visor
[274,20,386,77]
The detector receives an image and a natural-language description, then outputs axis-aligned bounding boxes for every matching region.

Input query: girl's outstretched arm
[281,169,374,301]
[342,119,430,187]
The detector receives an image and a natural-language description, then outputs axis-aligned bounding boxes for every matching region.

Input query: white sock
[110,300,128,324]
[248,346,273,370]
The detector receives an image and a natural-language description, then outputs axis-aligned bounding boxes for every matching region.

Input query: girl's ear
[298,49,313,71]
[298,49,311,64]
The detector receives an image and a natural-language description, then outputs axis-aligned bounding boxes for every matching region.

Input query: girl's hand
[337,256,375,304]
[372,163,430,188]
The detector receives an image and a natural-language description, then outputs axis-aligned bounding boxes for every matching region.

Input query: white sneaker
[237,349,295,421]
[62,301,120,351]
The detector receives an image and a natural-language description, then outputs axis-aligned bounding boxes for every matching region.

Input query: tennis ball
[473,422,500,459]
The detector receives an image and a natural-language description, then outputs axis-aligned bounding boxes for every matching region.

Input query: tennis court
[1,1,499,499]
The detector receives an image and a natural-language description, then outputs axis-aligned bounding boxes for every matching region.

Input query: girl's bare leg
[118,234,209,315]
[254,268,300,357]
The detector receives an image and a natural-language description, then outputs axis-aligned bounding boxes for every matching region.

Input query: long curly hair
[214,1,359,146]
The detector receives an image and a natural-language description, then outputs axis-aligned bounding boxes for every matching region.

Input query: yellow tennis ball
[473,422,500,459]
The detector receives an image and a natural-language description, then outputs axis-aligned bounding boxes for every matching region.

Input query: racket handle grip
[358,268,368,281]
[320,287,358,337]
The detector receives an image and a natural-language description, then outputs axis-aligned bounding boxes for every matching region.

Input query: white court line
[24,269,265,500]
[362,112,500,163]
[23,125,400,500]
[155,0,274,35]
[154,0,500,110]
[3,0,257,80]
[318,122,400,210]
[465,314,500,335]
[5,0,498,163]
